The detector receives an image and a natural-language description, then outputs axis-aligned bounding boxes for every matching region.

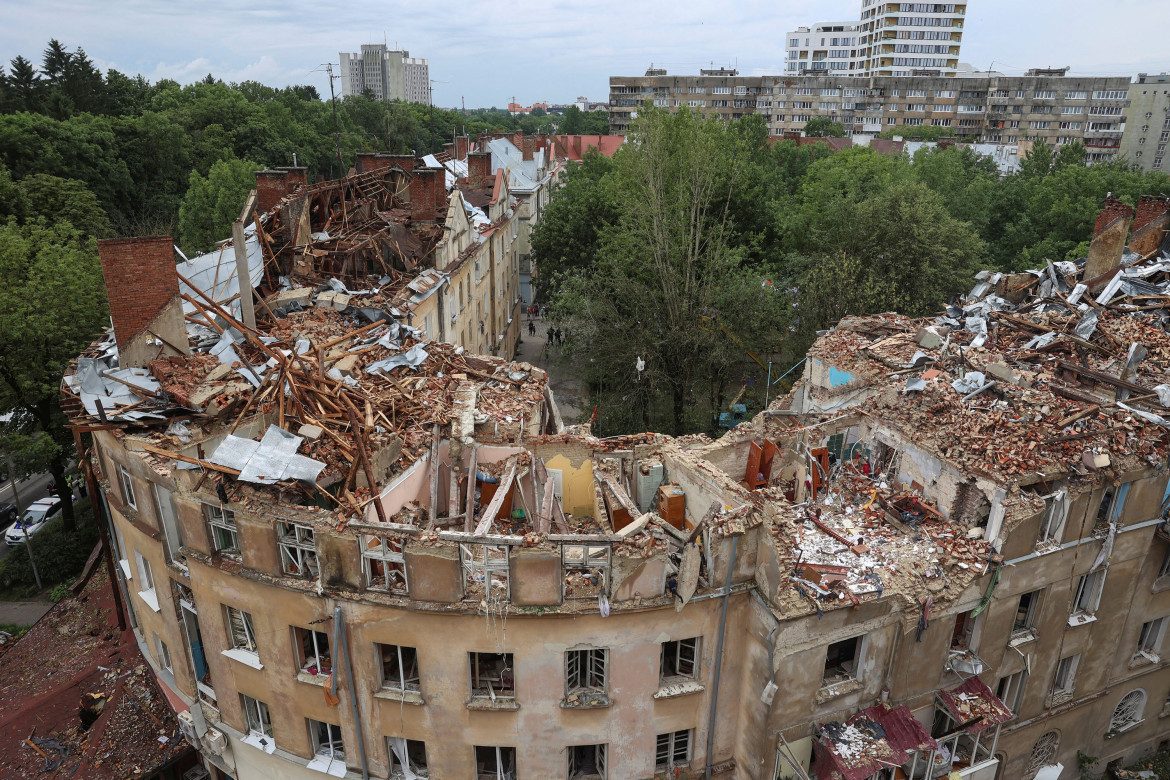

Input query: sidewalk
[514,312,587,425]
[0,599,52,627]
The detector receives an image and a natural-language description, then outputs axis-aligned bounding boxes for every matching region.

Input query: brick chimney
[355,152,378,173]
[443,142,455,159]
[1084,195,1135,287]
[283,166,307,191]
[1130,195,1170,257]
[454,135,470,160]
[468,151,492,189]
[97,236,189,367]
[385,154,415,173]
[521,136,536,162]
[410,168,444,221]
[255,170,289,215]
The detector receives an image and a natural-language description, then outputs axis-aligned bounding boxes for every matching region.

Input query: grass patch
[0,497,97,599]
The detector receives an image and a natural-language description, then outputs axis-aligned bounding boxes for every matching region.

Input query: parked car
[4,497,62,545]
[0,502,16,525]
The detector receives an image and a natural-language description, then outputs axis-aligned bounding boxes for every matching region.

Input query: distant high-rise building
[786,1,966,78]
[339,44,430,104]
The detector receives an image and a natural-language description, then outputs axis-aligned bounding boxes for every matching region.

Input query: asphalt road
[0,472,55,563]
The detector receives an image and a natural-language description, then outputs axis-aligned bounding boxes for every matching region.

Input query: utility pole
[324,63,345,174]
[5,453,40,591]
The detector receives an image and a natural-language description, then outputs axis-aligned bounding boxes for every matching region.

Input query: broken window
[294,627,332,676]
[474,745,516,779]
[387,737,427,778]
[153,484,184,565]
[1049,653,1079,704]
[1095,484,1129,529]
[461,543,510,600]
[951,610,977,650]
[996,670,1027,714]
[118,464,137,510]
[470,652,514,700]
[655,729,692,772]
[205,503,239,558]
[309,719,344,761]
[1035,489,1068,548]
[1110,690,1147,733]
[823,636,861,686]
[156,635,173,675]
[568,743,607,779]
[362,535,407,594]
[562,544,609,599]
[241,694,272,740]
[1072,570,1106,618]
[1135,618,1166,664]
[1013,590,1041,637]
[660,638,699,682]
[378,644,420,691]
[566,648,608,700]
[226,606,258,654]
[279,521,318,579]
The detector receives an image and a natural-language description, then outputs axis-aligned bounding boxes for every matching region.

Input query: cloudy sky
[2,0,1168,108]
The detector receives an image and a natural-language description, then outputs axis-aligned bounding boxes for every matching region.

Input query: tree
[802,117,847,137]
[18,173,112,238]
[177,155,258,254]
[879,124,956,142]
[0,219,109,531]
[560,105,584,135]
[6,56,42,113]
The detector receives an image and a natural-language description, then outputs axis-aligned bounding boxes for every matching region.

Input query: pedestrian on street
[547,327,554,345]
[558,329,565,347]
[528,321,536,336]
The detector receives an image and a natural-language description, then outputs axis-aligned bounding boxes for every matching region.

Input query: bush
[0,498,98,597]
[48,583,70,602]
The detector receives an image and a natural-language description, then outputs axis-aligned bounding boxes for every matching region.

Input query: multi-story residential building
[1120,72,1170,172]
[339,44,430,104]
[788,1,966,78]
[609,70,1132,163]
[63,191,1170,780]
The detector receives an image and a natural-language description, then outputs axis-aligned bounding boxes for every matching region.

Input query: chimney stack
[410,168,444,221]
[468,151,492,189]
[1085,195,1134,287]
[1130,195,1170,257]
[454,135,470,160]
[97,236,190,367]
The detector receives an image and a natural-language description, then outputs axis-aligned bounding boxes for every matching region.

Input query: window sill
[374,688,424,706]
[119,559,132,580]
[297,670,334,687]
[137,588,160,613]
[1009,629,1037,647]
[816,678,862,704]
[562,691,611,708]
[466,697,519,711]
[1105,720,1144,739]
[1130,651,1160,669]
[306,754,348,777]
[243,731,276,754]
[222,647,263,670]
[654,680,705,700]
[1047,690,1074,708]
[1068,612,1097,628]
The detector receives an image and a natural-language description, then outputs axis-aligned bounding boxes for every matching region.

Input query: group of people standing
[525,303,565,349]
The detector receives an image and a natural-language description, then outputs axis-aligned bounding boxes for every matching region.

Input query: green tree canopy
[802,117,847,137]
[177,155,258,254]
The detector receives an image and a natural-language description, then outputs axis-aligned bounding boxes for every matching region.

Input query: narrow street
[514,310,587,425]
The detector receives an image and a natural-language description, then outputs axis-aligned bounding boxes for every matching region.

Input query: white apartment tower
[786,1,965,78]
[339,44,431,104]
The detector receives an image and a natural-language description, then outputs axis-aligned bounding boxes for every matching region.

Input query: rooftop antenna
[316,63,345,175]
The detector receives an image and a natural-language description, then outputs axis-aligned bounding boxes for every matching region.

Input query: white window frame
[378,643,420,691]
[566,648,608,697]
[1027,731,1059,777]
[661,637,699,682]
[996,670,1027,714]
[361,534,408,594]
[135,551,159,612]
[279,521,318,579]
[241,693,274,752]
[1070,570,1106,624]
[461,543,510,600]
[388,737,427,778]
[568,743,608,779]
[296,626,332,675]
[118,464,137,510]
[205,503,239,557]
[655,729,692,772]
[1035,489,1068,548]
[156,634,173,675]
[562,543,610,598]
[153,484,184,565]
[309,718,345,760]
[227,606,258,653]
[1109,690,1147,734]
[1134,618,1167,665]
[1049,653,1079,705]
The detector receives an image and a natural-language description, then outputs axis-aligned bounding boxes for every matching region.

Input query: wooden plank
[428,424,441,525]
[464,447,478,533]
[539,474,555,535]
[474,459,516,536]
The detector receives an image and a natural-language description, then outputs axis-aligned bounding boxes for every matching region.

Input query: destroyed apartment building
[44,154,1170,780]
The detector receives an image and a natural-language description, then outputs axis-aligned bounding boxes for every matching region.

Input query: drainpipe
[334,605,370,780]
[705,533,739,780]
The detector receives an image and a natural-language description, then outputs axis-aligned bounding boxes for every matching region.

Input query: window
[378,643,420,691]
[461,543,509,600]
[661,638,699,682]
[361,535,407,594]
[278,521,318,579]
[388,738,427,778]
[1109,690,1147,734]
[227,606,258,653]
[118,465,137,509]
[1013,590,1041,638]
[823,636,862,686]
[936,89,956,98]
[1059,121,1082,130]
[996,670,1027,714]
[474,746,516,779]
[156,635,173,675]
[1134,618,1166,664]
[309,719,344,761]
[1034,90,1056,100]
[152,485,184,564]
[134,552,159,611]
[1093,90,1128,100]
[470,652,514,699]
[205,503,239,557]
[820,88,841,96]
[566,648,608,701]
[656,729,692,772]
[568,744,607,779]
[1072,570,1106,621]
[711,86,731,94]
[1065,90,1087,100]
[295,626,332,676]
[1049,654,1079,705]
[1036,489,1068,547]
[240,694,273,747]
[1026,731,1059,778]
